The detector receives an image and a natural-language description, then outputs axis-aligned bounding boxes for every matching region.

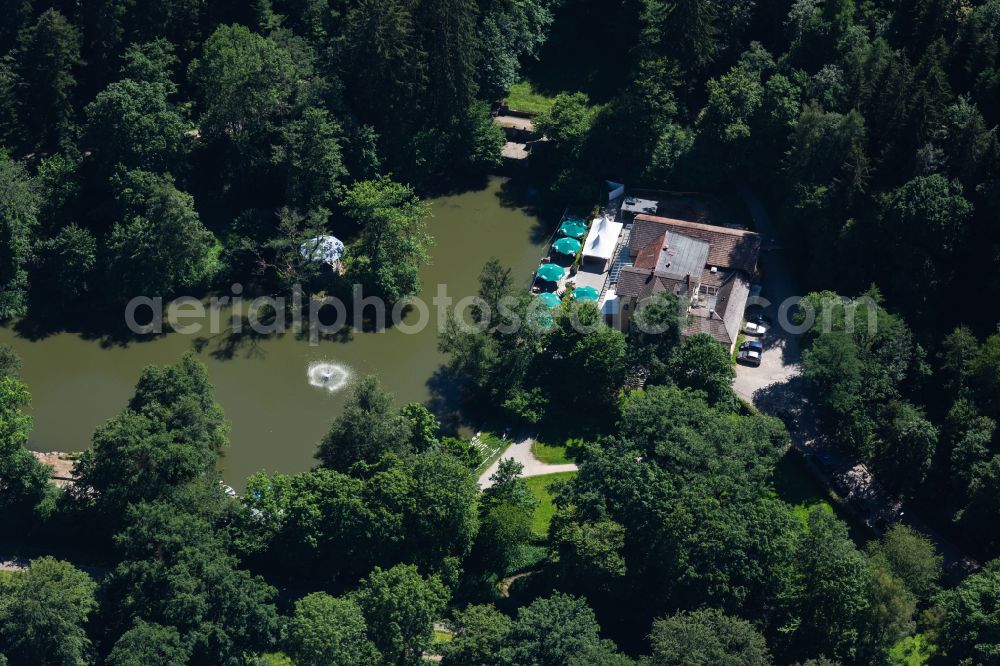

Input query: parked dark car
[737,340,763,366]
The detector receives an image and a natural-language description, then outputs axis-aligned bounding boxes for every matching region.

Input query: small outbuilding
[621,197,658,222]
[299,235,345,270]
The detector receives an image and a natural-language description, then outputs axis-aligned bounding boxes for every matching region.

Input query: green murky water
[0,178,547,484]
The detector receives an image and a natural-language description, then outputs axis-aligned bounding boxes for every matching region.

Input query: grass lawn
[525,471,577,537]
[434,629,454,643]
[505,81,556,114]
[259,653,293,666]
[531,439,573,464]
[773,448,870,545]
[732,332,746,362]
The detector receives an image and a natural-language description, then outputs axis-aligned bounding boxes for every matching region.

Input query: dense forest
[2,0,1000,663]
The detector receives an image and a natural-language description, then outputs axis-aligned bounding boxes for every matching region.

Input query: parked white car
[744,314,769,336]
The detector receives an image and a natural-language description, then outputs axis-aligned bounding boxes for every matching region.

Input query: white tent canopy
[299,235,345,266]
[581,215,624,262]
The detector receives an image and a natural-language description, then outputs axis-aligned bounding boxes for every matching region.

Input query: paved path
[477,437,578,489]
[0,556,29,572]
[736,187,978,580]
[733,187,802,401]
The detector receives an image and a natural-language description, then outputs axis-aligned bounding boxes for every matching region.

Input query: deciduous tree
[0,376,49,517]
[0,557,97,666]
[317,375,413,470]
[648,608,771,666]
[441,604,511,666]
[342,177,432,302]
[355,564,450,664]
[0,154,37,320]
[105,621,191,666]
[285,593,378,666]
[105,170,218,299]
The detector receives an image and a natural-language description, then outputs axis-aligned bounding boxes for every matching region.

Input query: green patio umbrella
[536,292,561,309]
[536,263,565,282]
[573,285,600,302]
[552,236,582,255]
[558,219,588,239]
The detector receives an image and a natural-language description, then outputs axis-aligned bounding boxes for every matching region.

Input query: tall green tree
[474,459,537,575]
[935,560,1000,665]
[355,563,450,664]
[938,326,981,396]
[105,621,192,666]
[781,508,873,663]
[84,77,188,173]
[648,608,771,666]
[102,501,279,664]
[105,170,218,299]
[342,177,432,302]
[549,515,627,590]
[641,0,719,74]
[119,39,180,92]
[285,593,378,666]
[33,153,81,233]
[33,223,98,311]
[629,291,685,383]
[878,174,973,322]
[400,402,441,452]
[14,9,81,150]
[0,154,37,320]
[341,0,426,151]
[441,604,511,666]
[73,354,228,520]
[534,92,595,161]
[667,333,737,409]
[476,0,553,100]
[316,375,413,470]
[871,400,938,497]
[499,593,621,665]
[867,524,942,602]
[275,106,347,211]
[415,0,479,122]
[0,343,21,378]
[0,557,97,666]
[189,24,295,149]
[544,304,627,411]
[403,451,480,569]
[0,376,49,517]
[801,329,866,446]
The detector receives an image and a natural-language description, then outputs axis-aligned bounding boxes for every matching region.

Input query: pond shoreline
[4,177,550,486]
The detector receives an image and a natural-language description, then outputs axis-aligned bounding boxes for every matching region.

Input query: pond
[0,177,549,485]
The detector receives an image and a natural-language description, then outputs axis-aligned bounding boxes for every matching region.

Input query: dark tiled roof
[634,231,667,269]
[629,214,761,273]
[715,275,750,345]
[685,275,749,346]
[616,266,688,300]
[684,312,733,345]
[700,267,727,288]
[633,229,710,278]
